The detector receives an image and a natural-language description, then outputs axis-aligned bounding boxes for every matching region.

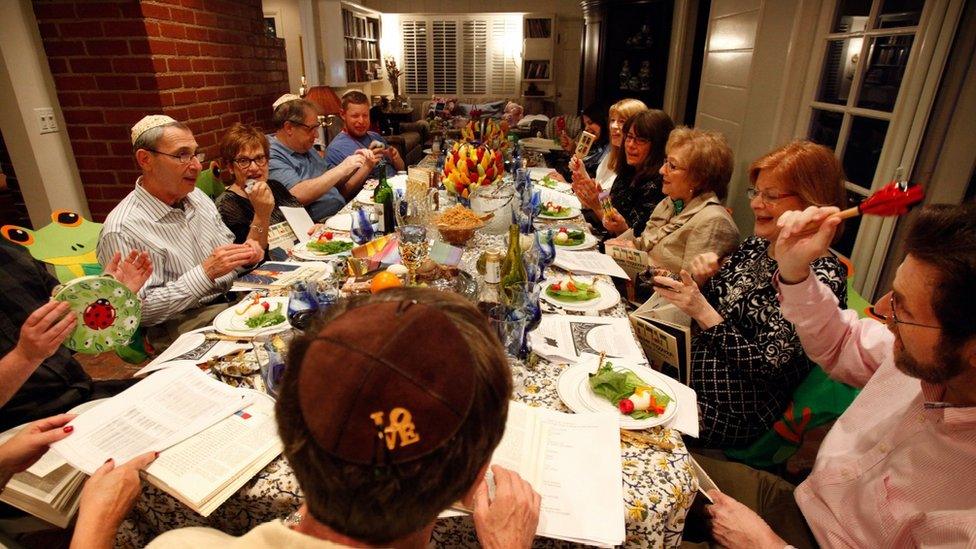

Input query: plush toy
[2,210,103,282]
[502,101,524,126]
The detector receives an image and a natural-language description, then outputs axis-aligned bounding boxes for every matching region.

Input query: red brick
[167,58,192,72]
[220,113,241,126]
[104,110,143,124]
[64,110,105,124]
[118,92,161,107]
[110,141,135,155]
[211,100,231,115]
[158,22,186,39]
[101,186,135,200]
[156,74,183,89]
[194,10,218,27]
[46,58,69,74]
[187,104,211,118]
[175,41,200,56]
[172,90,197,104]
[140,3,170,19]
[181,0,205,7]
[184,26,209,42]
[102,20,148,38]
[203,74,224,87]
[191,58,213,72]
[78,170,116,183]
[111,57,153,73]
[160,92,176,106]
[96,75,139,90]
[181,74,205,88]
[75,3,124,19]
[59,22,103,38]
[169,7,196,24]
[146,38,177,55]
[197,88,218,101]
[128,40,149,55]
[195,131,217,148]
[41,40,74,57]
[152,57,169,72]
[86,39,129,55]
[79,92,121,107]
[162,106,189,121]
[70,57,112,73]
[55,75,96,91]
[143,22,160,37]
[88,126,127,141]
[33,3,77,20]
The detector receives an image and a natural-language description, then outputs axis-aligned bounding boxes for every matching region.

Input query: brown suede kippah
[297,300,477,464]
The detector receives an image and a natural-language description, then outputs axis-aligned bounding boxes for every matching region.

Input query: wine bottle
[372,163,396,234]
[500,223,527,290]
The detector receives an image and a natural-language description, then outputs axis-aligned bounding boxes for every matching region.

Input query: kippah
[298,300,477,465]
[130,114,177,145]
[273,93,302,111]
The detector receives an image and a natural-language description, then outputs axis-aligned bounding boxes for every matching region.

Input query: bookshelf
[341,4,382,84]
[521,14,556,113]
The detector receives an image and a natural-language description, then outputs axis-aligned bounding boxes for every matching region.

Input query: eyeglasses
[746,187,797,204]
[232,154,268,169]
[625,134,650,146]
[289,120,322,132]
[663,158,685,172]
[872,294,941,330]
[145,148,205,165]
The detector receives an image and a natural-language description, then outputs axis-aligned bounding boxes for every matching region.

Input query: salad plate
[291,234,354,261]
[537,202,581,220]
[544,226,598,251]
[534,175,572,193]
[213,296,291,337]
[540,276,620,312]
[557,359,678,430]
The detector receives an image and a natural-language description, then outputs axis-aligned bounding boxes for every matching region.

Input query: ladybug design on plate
[83,298,116,330]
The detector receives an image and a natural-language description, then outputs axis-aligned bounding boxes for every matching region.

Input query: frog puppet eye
[52,210,83,227]
[1,225,34,246]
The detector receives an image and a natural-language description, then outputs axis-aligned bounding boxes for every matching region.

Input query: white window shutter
[402,20,429,95]
[462,20,488,95]
[432,20,458,95]
[489,16,521,97]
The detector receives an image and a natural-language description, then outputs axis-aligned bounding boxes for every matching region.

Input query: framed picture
[263,11,282,38]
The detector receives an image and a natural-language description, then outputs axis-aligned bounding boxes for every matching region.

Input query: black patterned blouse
[609,171,665,237]
[214,179,303,244]
[692,236,847,448]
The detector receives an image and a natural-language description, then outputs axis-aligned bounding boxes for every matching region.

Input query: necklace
[284,510,303,529]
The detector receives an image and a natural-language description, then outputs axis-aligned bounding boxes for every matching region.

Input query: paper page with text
[553,250,629,279]
[51,364,252,474]
[529,314,647,364]
[280,206,315,244]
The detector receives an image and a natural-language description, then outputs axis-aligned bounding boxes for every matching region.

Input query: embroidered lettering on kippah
[370,408,421,450]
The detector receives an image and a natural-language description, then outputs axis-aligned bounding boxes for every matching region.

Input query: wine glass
[397,224,429,285]
[287,281,317,331]
[350,207,374,244]
[502,282,542,359]
[534,229,556,273]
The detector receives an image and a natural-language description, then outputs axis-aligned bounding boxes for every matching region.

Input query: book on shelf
[0,367,282,525]
[629,293,693,385]
[454,401,625,547]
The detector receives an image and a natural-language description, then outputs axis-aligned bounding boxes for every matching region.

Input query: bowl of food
[435,204,489,246]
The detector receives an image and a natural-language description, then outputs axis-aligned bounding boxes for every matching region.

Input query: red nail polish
[63,425,73,433]
[154,451,160,458]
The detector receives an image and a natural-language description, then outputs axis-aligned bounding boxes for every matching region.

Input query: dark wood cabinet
[579,0,673,110]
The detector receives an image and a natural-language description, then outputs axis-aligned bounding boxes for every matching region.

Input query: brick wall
[33,0,289,220]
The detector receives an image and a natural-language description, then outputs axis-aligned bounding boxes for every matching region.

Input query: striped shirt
[776,273,976,548]
[96,180,236,326]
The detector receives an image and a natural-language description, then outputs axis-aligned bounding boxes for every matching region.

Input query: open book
[629,293,693,385]
[232,261,331,291]
[457,401,625,547]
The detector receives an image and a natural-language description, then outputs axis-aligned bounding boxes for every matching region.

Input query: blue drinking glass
[350,207,374,244]
[287,281,317,331]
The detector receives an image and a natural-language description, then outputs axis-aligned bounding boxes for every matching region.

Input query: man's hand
[202,244,260,280]
[383,144,400,163]
[0,414,75,478]
[104,250,153,294]
[707,490,787,549]
[72,451,158,549]
[348,149,377,172]
[602,209,629,235]
[14,301,76,364]
[473,466,540,549]
[689,252,721,288]
[654,270,724,329]
[775,206,841,284]
[246,180,275,220]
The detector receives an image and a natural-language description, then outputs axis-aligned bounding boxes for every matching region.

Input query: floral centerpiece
[384,56,402,102]
[443,142,503,199]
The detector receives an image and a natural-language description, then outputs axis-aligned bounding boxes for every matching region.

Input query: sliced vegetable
[588,361,671,419]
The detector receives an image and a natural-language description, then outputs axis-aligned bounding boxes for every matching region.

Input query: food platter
[212,297,291,337]
[557,359,678,430]
[540,277,621,312]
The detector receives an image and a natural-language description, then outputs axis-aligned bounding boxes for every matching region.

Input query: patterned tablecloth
[116,188,698,548]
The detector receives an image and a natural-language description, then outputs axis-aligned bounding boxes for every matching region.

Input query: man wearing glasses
[97,115,264,348]
[268,96,375,221]
[690,204,976,548]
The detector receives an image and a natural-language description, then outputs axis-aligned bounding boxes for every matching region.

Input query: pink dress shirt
[776,272,976,548]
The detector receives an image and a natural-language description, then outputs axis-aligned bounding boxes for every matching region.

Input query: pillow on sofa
[426,97,458,119]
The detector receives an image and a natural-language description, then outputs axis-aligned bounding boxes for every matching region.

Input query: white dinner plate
[557,358,678,430]
[537,207,581,220]
[540,277,621,312]
[519,136,564,151]
[324,214,352,231]
[534,178,573,193]
[290,237,355,261]
[213,297,291,337]
[540,228,598,251]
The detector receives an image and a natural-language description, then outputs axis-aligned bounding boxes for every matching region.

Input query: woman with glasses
[605,127,740,274]
[571,98,647,200]
[652,140,848,448]
[215,123,303,250]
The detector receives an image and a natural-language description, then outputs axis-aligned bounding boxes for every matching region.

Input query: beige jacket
[630,192,740,274]
[146,520,354,548]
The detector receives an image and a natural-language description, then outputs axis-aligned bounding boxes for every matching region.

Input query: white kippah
[273,93,301,111]
[130,114,177,145]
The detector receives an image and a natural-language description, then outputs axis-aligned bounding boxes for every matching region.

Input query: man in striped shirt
[692,204,976,548]
[97,115,263,343]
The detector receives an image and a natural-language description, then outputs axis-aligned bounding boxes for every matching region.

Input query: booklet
[51,364,253,475]
[528,314,646,365]
[232,261,331,291]
[488,401,625,547]
[629,293,693,385]
[553,250,629,279]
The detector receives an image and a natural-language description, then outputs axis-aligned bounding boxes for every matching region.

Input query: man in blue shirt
[326,91,404,192]
[268,97,375,221]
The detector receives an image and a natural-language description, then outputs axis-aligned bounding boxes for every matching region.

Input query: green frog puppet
[2,210,103,282]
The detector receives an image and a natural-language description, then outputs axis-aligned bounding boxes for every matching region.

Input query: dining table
[115,166,699,548]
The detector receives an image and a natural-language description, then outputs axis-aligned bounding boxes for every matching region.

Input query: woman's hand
[546,170,566,183]
[689,252,721,288]
[0,414,75,483]
[104,250,153,294]
[246,180,275,220]
[13,301,76,365]
[604,237,635,249]
[602,210,629,235]
[71,452,158,549]
[559,130,574,153]
[775,206,841,284]
[653,270,724,329]
[572,176,601,211]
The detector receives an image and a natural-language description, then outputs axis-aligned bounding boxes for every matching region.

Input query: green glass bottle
[500,224,527,290]
[372,165,395,234]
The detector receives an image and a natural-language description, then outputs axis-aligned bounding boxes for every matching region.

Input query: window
[400,14,522,98]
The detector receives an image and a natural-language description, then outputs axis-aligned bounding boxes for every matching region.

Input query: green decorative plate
[51,275,141,354]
